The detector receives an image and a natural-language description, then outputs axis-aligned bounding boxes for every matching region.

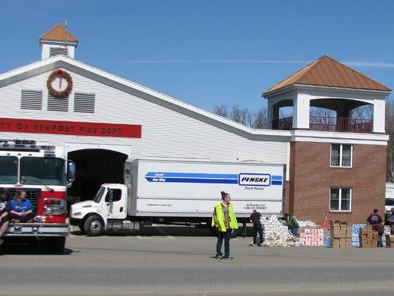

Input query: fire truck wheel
[84,215,103,236]
[47,237,66,253]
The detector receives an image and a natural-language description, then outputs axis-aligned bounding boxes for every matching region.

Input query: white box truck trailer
[70,159,285,236]
[385,182,394,212]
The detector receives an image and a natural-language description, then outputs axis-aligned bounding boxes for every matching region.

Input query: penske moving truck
[70,159,285,236]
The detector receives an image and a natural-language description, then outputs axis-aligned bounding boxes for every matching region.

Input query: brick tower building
[264,56,391,224]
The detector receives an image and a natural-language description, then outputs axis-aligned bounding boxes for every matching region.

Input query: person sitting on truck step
[0,188,10,246]
[10,190,34,223]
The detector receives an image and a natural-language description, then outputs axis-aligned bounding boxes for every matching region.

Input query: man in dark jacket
[367,208,383,225]
[367,209,384,247]
[249,210,263,246]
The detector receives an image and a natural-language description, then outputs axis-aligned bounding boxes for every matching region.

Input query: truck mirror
[108,190,113,203]
[67,161,76,183]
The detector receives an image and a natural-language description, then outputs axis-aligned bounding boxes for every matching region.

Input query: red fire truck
[1,139,75,253]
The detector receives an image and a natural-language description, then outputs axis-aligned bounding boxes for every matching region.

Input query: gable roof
[0,55,290,141]
[0,55,390,144]
[40,24,78,44]
[264,55,391,96]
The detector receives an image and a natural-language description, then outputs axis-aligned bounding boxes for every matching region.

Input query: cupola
[263,56,391,134]
[40,24,78,59]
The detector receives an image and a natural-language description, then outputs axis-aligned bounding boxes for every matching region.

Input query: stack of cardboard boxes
[330,221,352,248]
[359,225,378,248]
[299,228,328,246]
[351,224,366,247]
[385,234,394,248]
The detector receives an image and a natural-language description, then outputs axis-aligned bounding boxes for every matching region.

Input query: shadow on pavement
[70,225,256,237]
[0,243,73,255]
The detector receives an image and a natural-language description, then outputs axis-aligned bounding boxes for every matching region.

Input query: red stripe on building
[0,118,141,138]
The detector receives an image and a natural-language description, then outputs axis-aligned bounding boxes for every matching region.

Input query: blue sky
[1,0,394,112]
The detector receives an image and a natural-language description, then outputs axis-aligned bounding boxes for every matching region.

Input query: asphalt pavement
[0,225,394,296]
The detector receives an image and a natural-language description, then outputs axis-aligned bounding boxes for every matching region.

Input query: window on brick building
[331,144,352,167]
[330,188,351,211]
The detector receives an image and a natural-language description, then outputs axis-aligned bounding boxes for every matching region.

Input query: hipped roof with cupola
[264,55,391,96]
[40,24,78,44]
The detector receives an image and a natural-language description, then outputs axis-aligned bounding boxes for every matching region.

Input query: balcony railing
[272,116,373,133]
[272,117,293,130]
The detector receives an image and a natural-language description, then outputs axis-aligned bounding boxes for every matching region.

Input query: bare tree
[213,105,268,128]
[230,105,252,126]
[350,104,373,119]
[213,105,228,118]
[310,107,335,117]
[386,100,394,182]
[252,109,268,128]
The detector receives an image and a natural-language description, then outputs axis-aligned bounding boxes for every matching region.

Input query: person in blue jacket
[10,190,34,223]
[387,208,394,235]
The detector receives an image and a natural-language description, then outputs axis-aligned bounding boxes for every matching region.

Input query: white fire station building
[0,25,390,224]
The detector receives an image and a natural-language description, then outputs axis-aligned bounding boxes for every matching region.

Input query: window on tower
[331,144,352,168]
[330,187,352,212]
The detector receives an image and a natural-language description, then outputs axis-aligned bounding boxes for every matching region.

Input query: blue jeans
[292,228,299,237]
[216,229,232,257]
[378,235,383,248]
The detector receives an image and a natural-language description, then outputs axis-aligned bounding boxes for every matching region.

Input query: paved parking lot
[1,226,394,296]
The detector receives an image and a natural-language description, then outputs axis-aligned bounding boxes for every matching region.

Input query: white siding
[0,69,288,166]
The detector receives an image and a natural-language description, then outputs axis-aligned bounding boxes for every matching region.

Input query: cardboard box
[340,223,347,238]
[331,238,340,248]
[386,234,392,248]
[346,226,352,238]
[330,221,341,238]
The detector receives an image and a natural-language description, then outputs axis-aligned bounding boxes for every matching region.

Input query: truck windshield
[20,157,66,186]
[93,187,105,203]
[0,156,18,184]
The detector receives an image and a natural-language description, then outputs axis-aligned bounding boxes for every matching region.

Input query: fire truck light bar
[0,139,56,152]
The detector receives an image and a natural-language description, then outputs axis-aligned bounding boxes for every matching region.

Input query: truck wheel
[84,215,103,236]
[47,237,66,253]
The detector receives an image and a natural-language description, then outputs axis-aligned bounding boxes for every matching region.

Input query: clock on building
[47,69,73,98]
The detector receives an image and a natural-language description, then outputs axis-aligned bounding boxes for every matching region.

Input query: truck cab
[70,184,133,236]
[0,139,75,253]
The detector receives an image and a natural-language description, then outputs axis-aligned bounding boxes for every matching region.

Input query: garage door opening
[67,149,128,203]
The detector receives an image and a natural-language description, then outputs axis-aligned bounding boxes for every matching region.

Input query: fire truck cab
[0,139,75,253]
